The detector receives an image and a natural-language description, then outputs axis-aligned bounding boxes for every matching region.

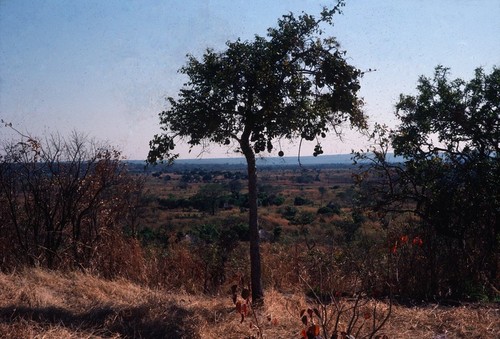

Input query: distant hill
[127,153,404,173]
[176,154,356,166]
[127,154,354,168]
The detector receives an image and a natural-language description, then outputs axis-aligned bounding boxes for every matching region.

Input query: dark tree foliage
[148,1,367,303]
[355,66,500,299]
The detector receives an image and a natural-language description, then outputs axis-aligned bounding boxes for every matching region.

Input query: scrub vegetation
[1,1,498,337]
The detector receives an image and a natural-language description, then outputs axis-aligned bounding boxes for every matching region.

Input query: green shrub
[294,196,311,206]
[280,205,298,220]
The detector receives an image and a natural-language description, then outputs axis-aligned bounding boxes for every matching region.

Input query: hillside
[0,269,498,338]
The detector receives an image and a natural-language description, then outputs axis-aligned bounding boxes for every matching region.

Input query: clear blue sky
[1,0,499,160]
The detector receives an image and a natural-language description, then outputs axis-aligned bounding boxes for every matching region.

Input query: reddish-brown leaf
[307,324,320,336]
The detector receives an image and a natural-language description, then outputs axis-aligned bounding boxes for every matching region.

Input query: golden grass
[0,268,498,338]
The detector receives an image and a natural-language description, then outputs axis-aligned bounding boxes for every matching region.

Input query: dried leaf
[300,309,306,317]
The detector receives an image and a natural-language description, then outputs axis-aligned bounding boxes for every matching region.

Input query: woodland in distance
[1,2,499,338]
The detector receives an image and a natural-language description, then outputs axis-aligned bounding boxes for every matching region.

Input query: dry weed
[0,268,498,338]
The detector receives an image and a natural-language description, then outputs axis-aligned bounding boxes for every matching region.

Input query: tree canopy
[355,66,499,298]
[148,3,366,164]
[148,1,367,303]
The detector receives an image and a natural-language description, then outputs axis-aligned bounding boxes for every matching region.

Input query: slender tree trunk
[240,136,264,304]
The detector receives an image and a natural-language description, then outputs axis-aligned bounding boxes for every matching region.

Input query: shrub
[294,196,312,206]
[317,206,334,215]
[280,205,298,220]
[230,223,250,242]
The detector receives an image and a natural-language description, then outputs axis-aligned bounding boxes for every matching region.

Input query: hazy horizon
[1,0,499,160]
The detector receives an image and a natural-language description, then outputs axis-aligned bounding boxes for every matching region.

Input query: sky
[1,0,499,160]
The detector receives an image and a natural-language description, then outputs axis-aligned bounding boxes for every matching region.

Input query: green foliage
[296,173,315,184]
[138,227,156,244]
[191,183,229,215]
[272,226,283,242]
[148,0,366,304]
[280,205,298,220]
[147,1,365,164]
[190,224,240,293]
[317,206,334,215]
[354,66,500,299]
[157,197,190,209]
[292,211,316,226]
[351,210,366,224]
[260,193,285,207]
[230,223,250,242]
[294,196,312,206]
[317,202,341,215]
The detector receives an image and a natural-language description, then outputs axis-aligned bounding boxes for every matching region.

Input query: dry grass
[0,268,498,338]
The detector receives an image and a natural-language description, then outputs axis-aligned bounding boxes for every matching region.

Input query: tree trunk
[240,136,264,304]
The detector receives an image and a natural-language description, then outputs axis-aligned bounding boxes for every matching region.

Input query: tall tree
[355,66,499,298]
[148,2,367,303]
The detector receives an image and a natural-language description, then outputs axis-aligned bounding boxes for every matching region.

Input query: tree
[0,129,141,270]
[354,66,499,298]
[318,186,327,205]
[192,183,228,215]
[148,1,367,303]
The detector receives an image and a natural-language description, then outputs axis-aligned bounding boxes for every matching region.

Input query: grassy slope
[0,269,498,338]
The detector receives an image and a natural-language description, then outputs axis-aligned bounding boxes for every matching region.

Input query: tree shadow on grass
[0,303,198,338]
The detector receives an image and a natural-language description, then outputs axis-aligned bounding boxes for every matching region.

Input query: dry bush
[146,243,203,292]
[89,230,147,283]
[260,213,289,230]
[261,243,304,291]
[0,227,20,271]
